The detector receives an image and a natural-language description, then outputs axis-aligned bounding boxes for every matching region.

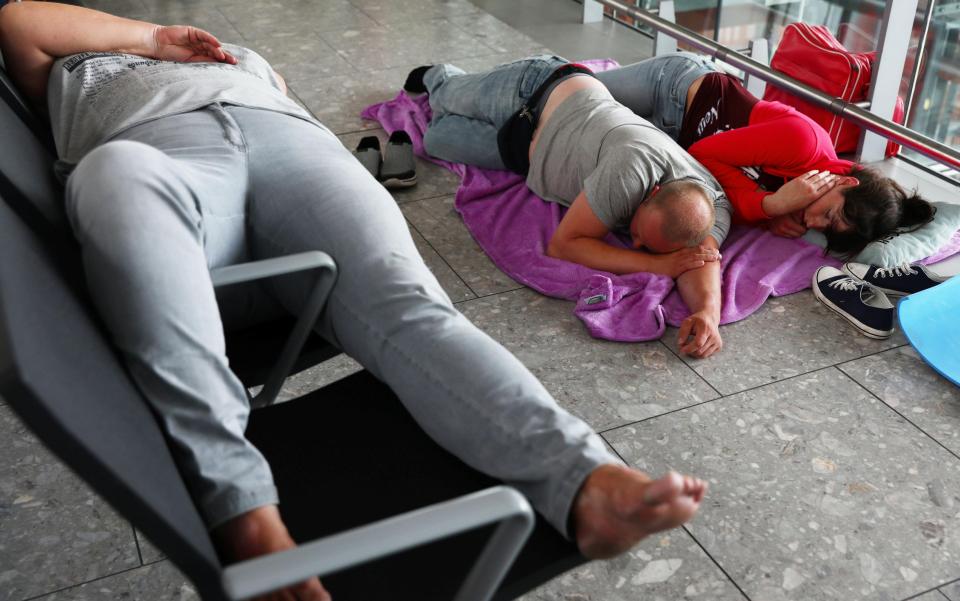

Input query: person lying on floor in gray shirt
[407,56,733,359]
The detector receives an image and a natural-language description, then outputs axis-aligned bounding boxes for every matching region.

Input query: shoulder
[751,100,825,151]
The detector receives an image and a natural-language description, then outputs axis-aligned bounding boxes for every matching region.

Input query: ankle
[214,504,292,560]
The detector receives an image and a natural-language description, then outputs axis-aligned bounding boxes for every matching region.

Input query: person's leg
[67,109,332,599]
[235,107,707,546]
[420,55,566,166]
[595,52,720,141]
[423,113,506,169]
[64,111,278,530]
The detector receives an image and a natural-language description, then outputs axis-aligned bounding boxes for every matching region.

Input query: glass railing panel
[901,2,960,182]
[597,0,959,181]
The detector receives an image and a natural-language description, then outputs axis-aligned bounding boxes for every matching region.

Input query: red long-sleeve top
[686,92,854,224]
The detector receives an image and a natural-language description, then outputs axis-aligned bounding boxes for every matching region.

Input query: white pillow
[802,202,960,266]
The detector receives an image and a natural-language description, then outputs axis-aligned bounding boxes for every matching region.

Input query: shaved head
[648,180,715,247]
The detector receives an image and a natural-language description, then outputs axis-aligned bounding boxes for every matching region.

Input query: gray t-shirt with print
[46,44,315,166]
[526,86,732,244]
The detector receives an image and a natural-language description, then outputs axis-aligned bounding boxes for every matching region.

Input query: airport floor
[3,0,960,600]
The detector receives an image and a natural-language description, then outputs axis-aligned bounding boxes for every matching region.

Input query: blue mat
[898,275,960,388]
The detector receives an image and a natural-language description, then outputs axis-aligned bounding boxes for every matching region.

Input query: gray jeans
[64,104,615,535]
[423,55,568,169]
[595,52,720,142]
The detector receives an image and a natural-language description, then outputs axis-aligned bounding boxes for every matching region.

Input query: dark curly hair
[824,166,936,258]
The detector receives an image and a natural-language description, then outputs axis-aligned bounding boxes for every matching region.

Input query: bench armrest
[210,251,335,288]
[221,486,535,601]
[211,251,338,407]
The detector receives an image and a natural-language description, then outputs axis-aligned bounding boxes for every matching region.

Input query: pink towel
[361,60,840,342]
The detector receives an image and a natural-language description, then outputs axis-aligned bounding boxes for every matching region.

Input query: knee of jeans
[66,141,195,235]
[423,125,452,161]
[346,251,453,314]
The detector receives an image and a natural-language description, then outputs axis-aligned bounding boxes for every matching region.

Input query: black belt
[496,63,594,175]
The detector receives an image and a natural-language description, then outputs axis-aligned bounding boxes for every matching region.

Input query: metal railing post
[655,1,677,56]
[583,0,603,23]
[857,0,920,163]
[746,38,769,97]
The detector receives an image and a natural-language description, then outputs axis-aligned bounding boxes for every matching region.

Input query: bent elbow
[546,236,566,261]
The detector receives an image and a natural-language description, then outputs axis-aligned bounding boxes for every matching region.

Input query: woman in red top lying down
[595,52,935,257]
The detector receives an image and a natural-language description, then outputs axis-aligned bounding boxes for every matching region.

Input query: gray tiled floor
[942,581,960,600]
[0,406,140,601]
[4,1,960,600]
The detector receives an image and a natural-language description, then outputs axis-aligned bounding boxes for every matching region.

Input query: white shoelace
[829,277,883,305]
[873,264,917,279]
[828,277,860,292]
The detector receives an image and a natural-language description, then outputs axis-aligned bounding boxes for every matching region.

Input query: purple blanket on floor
[361,60,842,342]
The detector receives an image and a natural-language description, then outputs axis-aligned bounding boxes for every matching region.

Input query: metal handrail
[591,0,960,171]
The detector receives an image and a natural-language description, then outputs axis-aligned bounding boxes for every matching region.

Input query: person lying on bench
[407,56,733,359]
[0,3,708,600]
[595,53,935,255]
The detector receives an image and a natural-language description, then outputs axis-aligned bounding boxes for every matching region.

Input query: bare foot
[214,505,331,601]
[572,464,707,559]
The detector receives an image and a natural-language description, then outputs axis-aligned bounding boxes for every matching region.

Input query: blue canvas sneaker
[842,262,948,298]
[813,266,895,339]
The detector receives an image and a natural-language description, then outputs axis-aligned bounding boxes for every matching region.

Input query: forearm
[675,238,721,319]
[0,2,157,100]
[548,236,660,275]
[1,2,156,57]
[761,188,805,217]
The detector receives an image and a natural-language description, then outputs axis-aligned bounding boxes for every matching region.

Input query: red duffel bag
[763,22,904,157]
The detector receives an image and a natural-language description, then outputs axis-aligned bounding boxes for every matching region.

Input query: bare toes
[643,471,684,505]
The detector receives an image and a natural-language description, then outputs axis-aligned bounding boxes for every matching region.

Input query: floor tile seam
[347,3,381,28]
[679,524,754,601]
[243,30,356,70]
[702,345,907,397]
[284,88,318,122]
[399,189,508,299]
[342,0,395,28]
[443,12,533,56]
[214,5,254,45]
[831,342,909,371]
[309,32,371,74]
[335,126,386,144]
[600,427,752,599]
[599,366,953,601]
[314,25,518,73]
[311,14,452,38]
[656,338,722,397]
[598,434,629,464]
[394,191,461,205]
[19,562,156,601]
[452,285,527,306]
[834,367,960,464]
[597,392,728,435]
[902,583,960,601]
[336,126,383,137]
[597,361,871,435]
[403,216,479,299]
[214,2,379,36]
